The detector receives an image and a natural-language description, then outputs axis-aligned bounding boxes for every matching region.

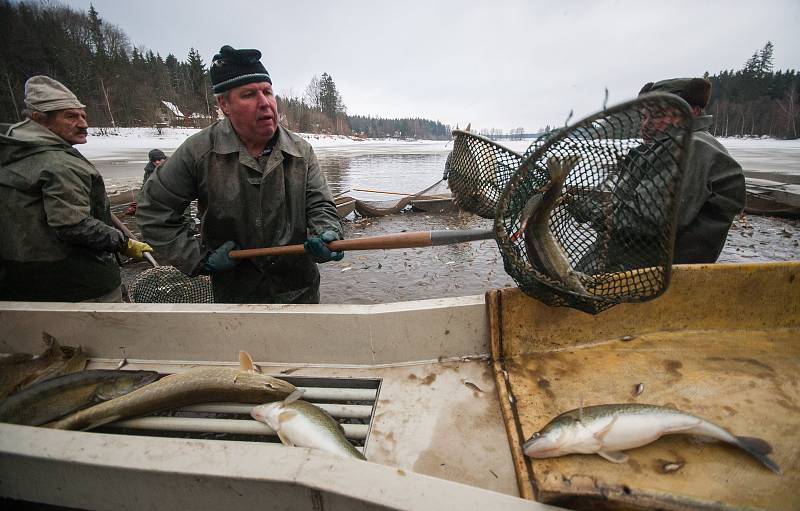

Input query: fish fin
[736,435,773,455]
[276,429,294,447]
[735,436,782,474]
[592,414,619,442]
[238,351,260,373]
[598,451,629,464]
[283,388,306,404]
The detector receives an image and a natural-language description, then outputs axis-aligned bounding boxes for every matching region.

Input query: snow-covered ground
[80,127,448,160]
[81,126,800,160]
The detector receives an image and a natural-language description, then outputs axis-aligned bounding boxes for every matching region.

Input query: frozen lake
[80,130,800,304]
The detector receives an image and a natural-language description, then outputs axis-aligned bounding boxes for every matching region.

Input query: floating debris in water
[633,383,644,396]
[340,267,353,272]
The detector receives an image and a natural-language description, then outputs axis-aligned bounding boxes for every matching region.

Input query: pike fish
[46,353,296,431]
[522,155,587,295]
[0,369,159,426]
[251,389,366,460]
[0,333,88,399]
[523,403,780,474]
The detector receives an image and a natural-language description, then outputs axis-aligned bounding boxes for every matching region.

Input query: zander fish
[0,333,87,399]
[0,369,159,426]
[251,390,366,460]
[523,403,780,474]
[522,155,587,295]
[46,353,295,431]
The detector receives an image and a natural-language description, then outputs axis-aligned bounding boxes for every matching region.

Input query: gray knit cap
[24,75,86,112]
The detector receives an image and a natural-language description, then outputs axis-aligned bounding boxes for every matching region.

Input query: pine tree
[757,41,774,77]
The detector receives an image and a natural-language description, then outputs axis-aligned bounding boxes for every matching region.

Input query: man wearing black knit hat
[569,77,745,269]
[138,45,343,303]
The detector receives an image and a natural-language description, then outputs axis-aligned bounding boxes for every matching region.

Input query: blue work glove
[304,230,344,263]
[203,240,239,272]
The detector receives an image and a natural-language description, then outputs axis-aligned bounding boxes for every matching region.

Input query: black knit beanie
[148,149,166,162]
[210,45,272,94]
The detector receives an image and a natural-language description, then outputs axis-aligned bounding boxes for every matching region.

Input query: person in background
[143,148,166,186]
[125,149,166,215]
[569,77,745,271]
[137,45,343,303]
[0,76,152,302]
[639,78,745,263]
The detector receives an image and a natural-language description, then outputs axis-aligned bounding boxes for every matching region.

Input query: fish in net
[446,93,693,313]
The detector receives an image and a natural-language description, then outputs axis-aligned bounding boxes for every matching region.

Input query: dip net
[446,93,693,313]
[128,266,214,303]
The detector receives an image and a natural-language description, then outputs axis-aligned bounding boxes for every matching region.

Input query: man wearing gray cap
[0,75,153,301]
[637,78,745,263]
[138,46,343,303]
[570,77,745,270]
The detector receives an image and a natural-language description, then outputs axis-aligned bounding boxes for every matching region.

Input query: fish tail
[735,435,781,474]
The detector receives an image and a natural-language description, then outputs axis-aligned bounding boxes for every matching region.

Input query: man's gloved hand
[203,240,239,273]
[122,239,153,260]
[304,231,344,263]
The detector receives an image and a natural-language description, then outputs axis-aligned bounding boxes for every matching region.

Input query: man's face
[38,108,89,145]
[640,107,682,142]
[217,81,278,145]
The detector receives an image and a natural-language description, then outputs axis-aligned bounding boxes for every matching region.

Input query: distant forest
[706,42,798,139]
[0,1,452,139]
[0,2,797,139]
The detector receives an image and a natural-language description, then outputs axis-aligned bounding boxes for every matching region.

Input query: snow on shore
[81,126,447,160]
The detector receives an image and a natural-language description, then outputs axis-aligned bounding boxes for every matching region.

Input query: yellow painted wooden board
[491,262,800,510]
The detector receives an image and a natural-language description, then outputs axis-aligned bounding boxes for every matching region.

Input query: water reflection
[317,152,449,200]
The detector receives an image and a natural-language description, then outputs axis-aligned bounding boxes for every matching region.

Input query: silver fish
[523,403,780,474]
[522,155,587,295]
[0,369,159,426]
[47,363,295,431]
[251,390,366,460]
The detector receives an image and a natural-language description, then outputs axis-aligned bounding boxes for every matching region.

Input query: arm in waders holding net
[305,150,345,247]
[229,228,494,259]
[41,158,127,254]
[136,143,204,276]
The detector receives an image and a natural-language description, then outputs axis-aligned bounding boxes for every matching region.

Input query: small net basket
[444,131,523,219]
[128,266,214,303]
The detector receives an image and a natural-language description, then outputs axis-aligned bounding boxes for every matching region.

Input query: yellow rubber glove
[122,239,153,260]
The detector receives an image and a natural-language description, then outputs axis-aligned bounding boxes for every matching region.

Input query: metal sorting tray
[96,375,381,455]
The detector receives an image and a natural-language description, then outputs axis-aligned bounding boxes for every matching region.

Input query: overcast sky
[64,0,799,132]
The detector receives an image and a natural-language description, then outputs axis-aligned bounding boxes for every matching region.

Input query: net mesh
[128,266,214,303]
[445,132,522,219]
[447,93,693,313]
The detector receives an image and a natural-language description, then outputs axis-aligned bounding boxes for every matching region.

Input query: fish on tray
[0,369,159,426]
[251,389,366,460]
[45,352,295,431]
[0,332,87,399]
[523,403,780,474]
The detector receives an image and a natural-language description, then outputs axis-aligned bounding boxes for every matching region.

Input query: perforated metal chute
[447,93,693,313]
